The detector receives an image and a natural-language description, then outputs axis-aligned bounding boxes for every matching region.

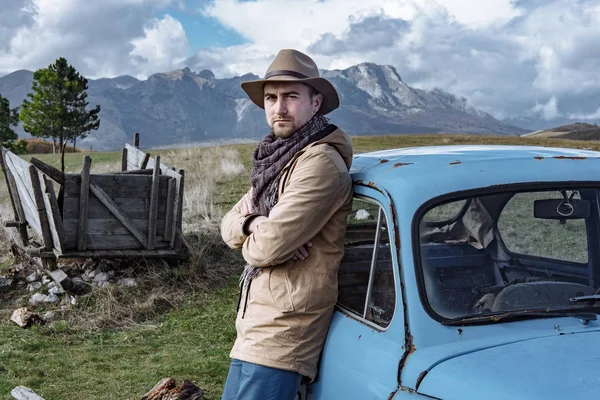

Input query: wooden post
[77,156,92,251]
[0,148,28,245]
[121,148,128,172]
[164,178,176,240]
[148,156,160,250]
[28,166,54,252]
[171,169,185,250]
[134,132,140,149]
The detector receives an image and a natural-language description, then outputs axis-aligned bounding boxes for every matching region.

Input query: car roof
[350,145,600,204]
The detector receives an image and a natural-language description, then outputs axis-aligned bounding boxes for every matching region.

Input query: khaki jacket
[220,127,353,380]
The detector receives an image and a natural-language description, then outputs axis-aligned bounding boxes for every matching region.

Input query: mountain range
[0,63,527,151]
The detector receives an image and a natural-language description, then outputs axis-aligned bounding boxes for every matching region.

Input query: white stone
[42,311,56,323]
[27,282,42,292]
[29,293,59,306]
[93,272,109,283]
[48,284,64,295]
[117,278,137,287]
[81,271,91,282]
[26,272,38,283]
[11,385,46,400]
[42,276,50,285]
[70,295,77,305]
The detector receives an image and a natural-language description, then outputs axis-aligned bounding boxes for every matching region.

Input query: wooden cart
[0,134,187,269]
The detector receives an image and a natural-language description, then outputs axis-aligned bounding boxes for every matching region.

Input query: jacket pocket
[268,266,295,313]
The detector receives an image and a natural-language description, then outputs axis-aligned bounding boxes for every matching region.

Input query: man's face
[263,82,323,139]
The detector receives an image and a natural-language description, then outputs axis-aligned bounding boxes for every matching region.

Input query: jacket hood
[312,125,353,170]
[417,331,600,400]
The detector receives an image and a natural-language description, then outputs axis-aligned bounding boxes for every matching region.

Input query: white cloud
[568,108,600,121]
[0,0,185,78]
[530,96,562,120]
[130,15,189,77]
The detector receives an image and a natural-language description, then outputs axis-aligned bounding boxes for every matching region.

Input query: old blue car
[310,145,600,399]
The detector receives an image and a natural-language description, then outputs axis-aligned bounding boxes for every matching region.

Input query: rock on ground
[11,386,45,400]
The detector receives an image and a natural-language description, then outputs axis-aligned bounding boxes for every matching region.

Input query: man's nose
[274,98,287,114]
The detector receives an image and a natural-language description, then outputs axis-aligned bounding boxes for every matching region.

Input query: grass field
[0,133,599,399]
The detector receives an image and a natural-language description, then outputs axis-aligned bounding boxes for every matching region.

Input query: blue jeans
[221,359,302,400]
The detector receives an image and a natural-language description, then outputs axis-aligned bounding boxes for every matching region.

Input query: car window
[497,191,588,264]
[338,197,395,328]
[418,187,597,322]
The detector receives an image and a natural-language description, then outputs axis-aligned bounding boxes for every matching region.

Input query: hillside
[522,122,600,140]
[0,64,526,151]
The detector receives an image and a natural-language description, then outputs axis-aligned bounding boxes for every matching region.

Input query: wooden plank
[63,174,170,198]
[28,166,54,251]
[121,148,128,172]
[56,249,180,259]
[65,234,144,250]
[63,197,167,220]
[89,180,149,248]
[164,178,176,239]
[44,176,66,254]
[64,234,169,250]
[0,148,28,244]
[4,152,42,236]
[38,176,62,250]
[63,218,166,236]
[140,153,150,169]
[134,132,140,148]
[148,156,160,250]
[30,158,65,184]
[77,156,92,251]
[114,169,153,175]
[171,169,185,249]
[125,144,181,179]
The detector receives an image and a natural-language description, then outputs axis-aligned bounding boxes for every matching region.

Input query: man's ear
[313,93,323,113]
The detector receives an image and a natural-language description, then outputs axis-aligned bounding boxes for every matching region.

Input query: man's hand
[292,240,313,261]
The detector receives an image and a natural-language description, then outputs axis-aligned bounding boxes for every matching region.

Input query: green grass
[1,133,599,399]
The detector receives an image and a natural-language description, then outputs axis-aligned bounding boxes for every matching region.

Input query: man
[220,49,353,400]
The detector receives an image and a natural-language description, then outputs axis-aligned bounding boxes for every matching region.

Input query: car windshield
[418,186,600,322]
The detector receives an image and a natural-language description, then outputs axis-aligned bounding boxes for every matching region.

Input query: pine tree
[20,57,101,170]
[0,94,27,154]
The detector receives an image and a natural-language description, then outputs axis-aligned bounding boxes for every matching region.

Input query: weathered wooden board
[4,152,42,236]
[41,175,64,253]
[63,197,167,220]
[64,234,170,250]
[63,218,166,236]
[28,165,53,250]
[148,156,161,250]
[77,156,91,251]
[63,174,170,198]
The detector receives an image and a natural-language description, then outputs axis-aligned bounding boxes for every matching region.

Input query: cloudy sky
[1,0,599,125]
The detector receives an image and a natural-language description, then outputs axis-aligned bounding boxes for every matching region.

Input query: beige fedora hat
[241,49,339,114]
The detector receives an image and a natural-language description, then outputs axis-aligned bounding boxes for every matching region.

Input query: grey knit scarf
[240,113,331,287]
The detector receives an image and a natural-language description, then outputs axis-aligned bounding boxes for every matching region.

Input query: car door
[311,186,406,399]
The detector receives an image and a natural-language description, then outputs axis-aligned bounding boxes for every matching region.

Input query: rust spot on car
[458,328,463,335]
[393,162,413,168]
[534,156,544,160]
[388,389,399,399]
[416,370,429,390]
[553,155,587,160]
[368,181,376,187]
[380,159,389,164]
[449,161,462,165]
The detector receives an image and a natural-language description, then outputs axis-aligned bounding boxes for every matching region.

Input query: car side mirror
[534,199,591,220]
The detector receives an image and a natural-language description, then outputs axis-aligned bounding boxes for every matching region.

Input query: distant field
[0,133,599,399]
